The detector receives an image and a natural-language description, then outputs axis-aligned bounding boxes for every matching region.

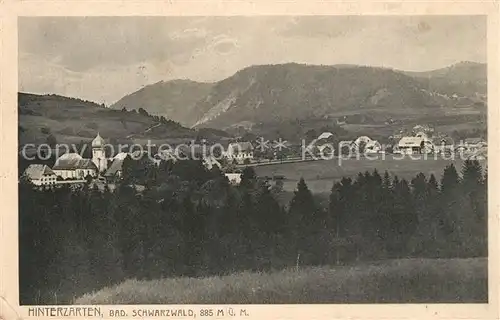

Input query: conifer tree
[288,178,316,258]
[377,170,394,249]
[240,166,257,189]
[389,178,416,257]
[254,185,284,235]
[461,159,483,192]
[440,163,460,195]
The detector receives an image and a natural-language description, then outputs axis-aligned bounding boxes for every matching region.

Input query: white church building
[52,133,109,179]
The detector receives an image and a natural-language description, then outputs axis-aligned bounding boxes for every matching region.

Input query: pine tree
[461,159,483,192]
[428,174,439,191]
[377,171,394,253]
[329,177,354,264]
[382,171,392,190]
[440,163,460,195]
[409,172,443,257]
[288,178,317,258]
[330,177,356,236]
[254,185,284,235]
[240,166,257,189]
[389,178,416,257]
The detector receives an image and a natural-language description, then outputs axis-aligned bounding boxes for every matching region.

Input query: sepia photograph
[16,14,489,308]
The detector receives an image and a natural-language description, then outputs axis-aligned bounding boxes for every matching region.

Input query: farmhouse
[396,135,434,154]
[338,140,356,154]
[23,164,58,186]
[397,137,424,154]
[354,136,372,146]
[225,142,254,163]
[317,144,335,156]
[225,173,242,185]
[433,136,455,154]
[317,132,334,140]
[104,152,128,180]
[460,138,487,153]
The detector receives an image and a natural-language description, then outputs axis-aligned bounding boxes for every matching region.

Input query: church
[52,133,109,179]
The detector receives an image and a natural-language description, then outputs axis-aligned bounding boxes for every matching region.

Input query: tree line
[19,158,487,304]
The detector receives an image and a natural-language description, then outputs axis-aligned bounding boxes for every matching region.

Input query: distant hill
[402,61,487,98]
[92,61,487,136]
[18,92,200,146]
[110,80,214,127]
[191,63,485,129]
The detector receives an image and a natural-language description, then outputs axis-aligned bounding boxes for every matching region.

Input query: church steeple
[92,132,105,148]
[92,132,107,173]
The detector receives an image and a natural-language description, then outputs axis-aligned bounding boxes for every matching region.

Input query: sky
[19,16,486,105]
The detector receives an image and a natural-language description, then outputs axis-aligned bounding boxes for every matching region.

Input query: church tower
[92,132,108,173]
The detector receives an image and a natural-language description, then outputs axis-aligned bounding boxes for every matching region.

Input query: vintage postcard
[1,1,499,320]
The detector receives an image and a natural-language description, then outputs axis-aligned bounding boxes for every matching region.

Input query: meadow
[255,156,486,193]
[74,258,487,304]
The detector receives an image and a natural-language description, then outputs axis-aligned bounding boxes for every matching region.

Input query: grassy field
[255,156,486,193]
[74,258,487,304]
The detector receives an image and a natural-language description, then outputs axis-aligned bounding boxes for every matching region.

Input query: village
[15,15,490,307]
[21,123,488,188]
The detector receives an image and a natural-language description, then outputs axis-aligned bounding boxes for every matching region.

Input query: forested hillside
[18,93,198,146]
[19,158,487,304]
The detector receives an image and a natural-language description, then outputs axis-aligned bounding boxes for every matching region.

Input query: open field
[255,156,487,193]
[74,258,487,304]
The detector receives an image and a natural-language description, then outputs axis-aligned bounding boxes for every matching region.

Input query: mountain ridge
[110,61,486,129]
[111,79,214,127]
[105,61,485,131]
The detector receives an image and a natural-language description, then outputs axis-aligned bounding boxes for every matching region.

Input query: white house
[397,136,434,154]
[397,137,422,154]
[338,140,356,154]
[433,136,455,154]
[354,136,372,146]
[458,138,487,154]
[225,173,242,185]
[317,132,334,140]
[23,164,58,186]
[225,142,254,163]
[104,152,128,180]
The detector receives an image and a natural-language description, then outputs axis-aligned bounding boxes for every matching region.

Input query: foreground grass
[74,258,487,304]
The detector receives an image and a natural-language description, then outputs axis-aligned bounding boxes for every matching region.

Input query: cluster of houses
[22,126,487,187]
[22,133,109,186]
[313,125,487,157]
[22,133,255,187]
